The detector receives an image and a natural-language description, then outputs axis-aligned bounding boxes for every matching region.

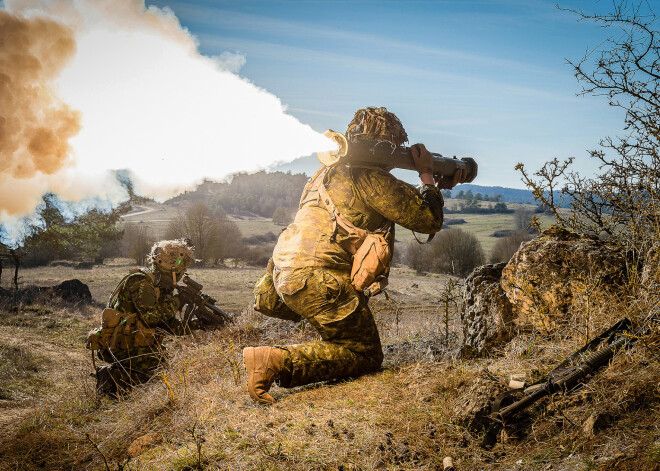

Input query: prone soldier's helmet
[148,239,195,281]
[346,107,408,147]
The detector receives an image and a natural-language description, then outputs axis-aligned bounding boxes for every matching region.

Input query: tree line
[0,194,123,289]
[168,171,308,219]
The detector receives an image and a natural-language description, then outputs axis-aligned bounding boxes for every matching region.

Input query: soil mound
[0,279,93,305]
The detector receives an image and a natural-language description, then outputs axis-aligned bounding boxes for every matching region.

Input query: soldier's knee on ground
[95,365,131,398]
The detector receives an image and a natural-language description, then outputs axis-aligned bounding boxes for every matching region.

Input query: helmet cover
[148,239,195,275]
[346,107,408,146]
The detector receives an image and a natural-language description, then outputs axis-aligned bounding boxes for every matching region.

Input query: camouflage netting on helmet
[148,239,195,274]
[346,107,408,146]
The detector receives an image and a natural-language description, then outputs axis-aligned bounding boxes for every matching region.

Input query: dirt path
[120,204,157,218]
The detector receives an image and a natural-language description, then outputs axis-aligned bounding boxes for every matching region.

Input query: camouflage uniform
[96,270,181,394]
[261,164,444,387]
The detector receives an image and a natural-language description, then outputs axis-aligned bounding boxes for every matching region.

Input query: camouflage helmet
[346,107,408,146]
[148,239,195,276]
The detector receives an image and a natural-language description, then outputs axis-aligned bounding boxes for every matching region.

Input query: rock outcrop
[500,226,628,333]
[461,263,515,357]
[0,279,93,305]
[52,279,92,304]
[461,226,630,355]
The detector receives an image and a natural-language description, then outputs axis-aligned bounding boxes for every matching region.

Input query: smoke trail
[0,0,333,225]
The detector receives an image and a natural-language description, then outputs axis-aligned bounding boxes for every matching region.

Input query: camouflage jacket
[273,165,444,270]
[109,270,179,330]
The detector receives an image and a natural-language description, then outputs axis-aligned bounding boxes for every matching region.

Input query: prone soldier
[87,239,194,397]
[244,107,464,404]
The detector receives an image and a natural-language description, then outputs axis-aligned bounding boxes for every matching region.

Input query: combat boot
[243,346,282,404]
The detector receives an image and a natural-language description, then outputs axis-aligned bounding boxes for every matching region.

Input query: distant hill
[165,162,557,213]
[274,155,544,205]
[448,184,538,205]
[165,171,307,218]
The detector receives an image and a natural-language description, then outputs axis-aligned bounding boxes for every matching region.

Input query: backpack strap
[106,268,158,308]
[313,167,370,242]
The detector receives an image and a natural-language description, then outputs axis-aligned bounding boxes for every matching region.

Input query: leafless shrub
[516,2,660,258]
[122,224,153,266]
[404,228,484,277]
[513,207,535,231]
[489,230,534,264]
[166,201,244,266]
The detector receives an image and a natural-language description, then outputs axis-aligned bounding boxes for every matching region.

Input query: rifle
[481,316,650,449]
[156,272,232,330]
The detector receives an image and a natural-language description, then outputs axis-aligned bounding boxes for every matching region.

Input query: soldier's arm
[355,169,444,234]
[127,276,179,326]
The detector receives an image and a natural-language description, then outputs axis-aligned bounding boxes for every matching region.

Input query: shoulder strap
[315,168,370,241]
[299,166,328,208]
[106,268,155,308]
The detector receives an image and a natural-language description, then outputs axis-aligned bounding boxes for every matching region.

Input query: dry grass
[0,265,658,470]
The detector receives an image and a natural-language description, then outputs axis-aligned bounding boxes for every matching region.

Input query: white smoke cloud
[1,0,334,228]
[213,51,247,73]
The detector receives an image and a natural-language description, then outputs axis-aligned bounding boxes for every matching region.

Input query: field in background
[1,264,456,331]
[120,199,551,256]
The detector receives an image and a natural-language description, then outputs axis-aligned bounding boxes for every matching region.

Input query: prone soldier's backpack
[86,269,157,351]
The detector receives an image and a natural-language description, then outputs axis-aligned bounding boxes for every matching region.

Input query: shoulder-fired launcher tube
[317,130,478,184]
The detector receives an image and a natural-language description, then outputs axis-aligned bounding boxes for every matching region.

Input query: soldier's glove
[435,167,465,189]
[411,143,433,176]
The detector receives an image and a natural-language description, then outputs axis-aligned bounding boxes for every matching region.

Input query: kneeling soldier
[87,239,194,397]
[246,107,458,404]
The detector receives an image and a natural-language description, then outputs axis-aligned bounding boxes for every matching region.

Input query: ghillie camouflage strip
[346,107,408,146]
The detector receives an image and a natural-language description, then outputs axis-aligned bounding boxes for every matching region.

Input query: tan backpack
[86,270,157,351]
[307,167,393,296]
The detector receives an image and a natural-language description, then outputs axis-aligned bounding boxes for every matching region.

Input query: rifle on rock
[481,315,655,449]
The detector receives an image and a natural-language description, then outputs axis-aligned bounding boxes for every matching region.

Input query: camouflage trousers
[264,266,383,388]
[96,344,165,396]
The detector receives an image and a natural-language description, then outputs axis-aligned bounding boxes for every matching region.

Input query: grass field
[0,262,658,470]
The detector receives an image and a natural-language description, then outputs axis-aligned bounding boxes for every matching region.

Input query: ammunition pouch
[350,232,392,294]
[86,308,157,351]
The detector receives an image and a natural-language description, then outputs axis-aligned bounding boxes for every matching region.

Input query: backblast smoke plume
[0,0,333,227]
[0,9,80,215]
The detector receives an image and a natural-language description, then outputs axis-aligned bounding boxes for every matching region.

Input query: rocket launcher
[317,130,478,184]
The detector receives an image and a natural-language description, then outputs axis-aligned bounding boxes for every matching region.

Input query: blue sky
[145,0,627,188]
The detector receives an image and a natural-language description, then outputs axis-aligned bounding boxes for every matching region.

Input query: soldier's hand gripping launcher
[317,130,478,184]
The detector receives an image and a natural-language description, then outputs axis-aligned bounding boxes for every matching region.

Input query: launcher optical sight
[317,130,478,184]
